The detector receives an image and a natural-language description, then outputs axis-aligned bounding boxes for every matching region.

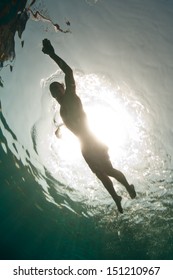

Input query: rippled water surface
[0,0,173,259]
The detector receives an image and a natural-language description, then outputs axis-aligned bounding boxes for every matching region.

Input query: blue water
[0,0,173,259]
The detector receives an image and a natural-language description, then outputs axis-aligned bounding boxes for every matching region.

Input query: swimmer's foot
[115,195,123,214]
[128,184,136,199]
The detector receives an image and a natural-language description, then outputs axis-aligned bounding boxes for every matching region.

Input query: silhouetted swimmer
[42,38,136,213]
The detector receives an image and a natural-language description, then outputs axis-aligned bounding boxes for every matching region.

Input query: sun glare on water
[54,98,139,163]
[41,71,144,179]
[37,72,168,209]
[86,103,137,149]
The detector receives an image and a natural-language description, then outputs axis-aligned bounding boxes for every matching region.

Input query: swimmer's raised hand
[42,39,55,55]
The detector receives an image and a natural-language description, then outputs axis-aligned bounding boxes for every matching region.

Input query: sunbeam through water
[1,0,173,260]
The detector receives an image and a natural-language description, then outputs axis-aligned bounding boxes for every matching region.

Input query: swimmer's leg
[95,172,123,213]
[108,168,136,199]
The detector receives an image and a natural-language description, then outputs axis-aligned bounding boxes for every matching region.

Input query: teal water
[1,0,173,260]
[1,101,173,260]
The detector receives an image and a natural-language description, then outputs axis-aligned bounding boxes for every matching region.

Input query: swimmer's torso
[60,91,110,172]
[60,92,88,136]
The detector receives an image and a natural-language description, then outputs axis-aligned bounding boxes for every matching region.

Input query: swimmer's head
[49,82,65,104]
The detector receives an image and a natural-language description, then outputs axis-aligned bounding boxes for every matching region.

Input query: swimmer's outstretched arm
[42,39,75,90]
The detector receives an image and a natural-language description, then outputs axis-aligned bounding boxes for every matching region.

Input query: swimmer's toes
[118,206,123,214]
[129,184,136,199]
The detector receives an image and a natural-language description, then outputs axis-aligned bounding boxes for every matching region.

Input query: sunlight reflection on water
[31,70,172,216]
[1,0,173,260]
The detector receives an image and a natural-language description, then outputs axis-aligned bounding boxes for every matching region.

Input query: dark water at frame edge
[1,105,173,260]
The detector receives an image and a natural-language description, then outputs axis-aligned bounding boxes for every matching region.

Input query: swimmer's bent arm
[49,52,75,91]
[42,39,75,91]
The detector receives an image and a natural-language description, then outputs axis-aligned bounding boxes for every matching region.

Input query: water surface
[0,0,173,259]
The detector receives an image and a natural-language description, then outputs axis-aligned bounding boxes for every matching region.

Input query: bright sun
[53,100,138,162]
[86,104,129,148]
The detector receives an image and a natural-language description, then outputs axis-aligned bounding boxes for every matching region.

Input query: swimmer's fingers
[42,39,55,55]
[42,38,50,45]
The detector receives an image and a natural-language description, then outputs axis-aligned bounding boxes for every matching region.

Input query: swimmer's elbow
[65,66,73,75]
